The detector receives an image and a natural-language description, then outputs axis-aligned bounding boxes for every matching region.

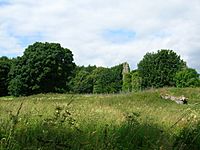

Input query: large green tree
[8,42,75,96]
[138,50,186,88]
[0,56,12,96]
[174,68,200,88]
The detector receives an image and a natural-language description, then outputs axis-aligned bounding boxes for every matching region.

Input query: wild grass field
[1,88,200,150]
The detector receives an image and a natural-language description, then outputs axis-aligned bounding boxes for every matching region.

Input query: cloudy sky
[0,0,200,71]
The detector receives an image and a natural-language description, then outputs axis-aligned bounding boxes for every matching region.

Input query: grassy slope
[0,88,200,149]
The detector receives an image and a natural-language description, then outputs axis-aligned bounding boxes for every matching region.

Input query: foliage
[8,42,75,96]
[69,65,96,93]
[92,67,112,93]
[131,70,141,92]
[69,64,123,94]
[122,73,132,92]
[138,49,186,89]
[93,64,123,94]
[122,63,131,92]
[110,64,124,92]
[0,56,12,96]
[174,68,200,88]
[173,121,200,150]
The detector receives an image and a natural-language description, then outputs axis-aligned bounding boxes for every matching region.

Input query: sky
[0,0,200,71]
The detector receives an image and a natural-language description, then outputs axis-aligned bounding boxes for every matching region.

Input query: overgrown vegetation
[137,49,186,88]
[1,88,200,149]
[1,42,200,149]
[69,64,123,94]
[0,43,200,96]
[175,68,200,88]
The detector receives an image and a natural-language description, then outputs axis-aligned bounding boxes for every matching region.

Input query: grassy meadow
[1,88,200,149]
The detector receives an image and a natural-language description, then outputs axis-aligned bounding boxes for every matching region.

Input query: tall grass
[0,88,200,149]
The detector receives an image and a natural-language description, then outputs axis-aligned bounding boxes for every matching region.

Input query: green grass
[1,88,200,149]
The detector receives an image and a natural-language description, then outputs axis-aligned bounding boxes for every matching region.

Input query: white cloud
[0,0,200,71]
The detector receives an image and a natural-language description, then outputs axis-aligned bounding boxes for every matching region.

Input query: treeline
[70,64,123,94]
[123,50,200,92]
[0,42,124,96]
[0,42,199,97]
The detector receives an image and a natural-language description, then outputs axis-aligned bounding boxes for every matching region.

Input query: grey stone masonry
[160,94,188,104]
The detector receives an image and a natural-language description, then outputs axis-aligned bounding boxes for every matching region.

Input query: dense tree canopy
[0,56,12,96]
[8,42,75,96]
[174,68,200,88]
[69,65,96,93]
[93,64,123,94]
[69,64,123,94]
[1,42,199,97]
[110,64,124,92]
[138,50,186,89]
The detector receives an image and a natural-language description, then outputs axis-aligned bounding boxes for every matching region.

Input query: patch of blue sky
[0,32,44,57]
[5,25,44,48]
[16,33,44,48]
[0,0,10,6]
[0,47,19,58]
[103,28,136,44]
